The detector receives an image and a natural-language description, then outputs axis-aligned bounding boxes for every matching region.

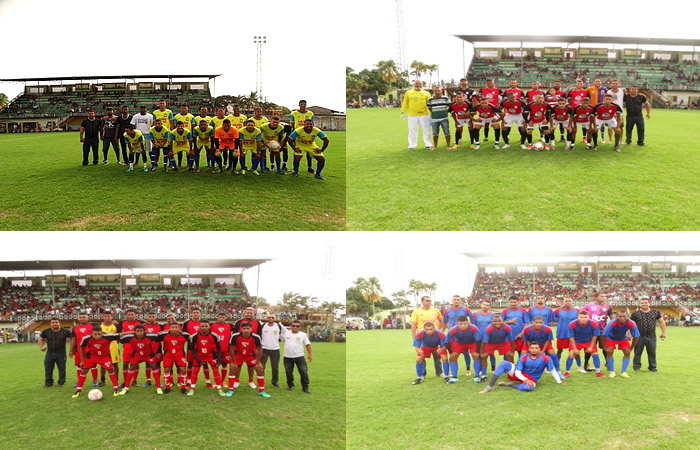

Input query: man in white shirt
[282,320,312,393]
[607,80,625,144]
[130,105,154,168]
[261,313,286,388]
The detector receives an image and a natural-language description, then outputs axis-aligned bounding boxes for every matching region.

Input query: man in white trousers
[401,80,432,150]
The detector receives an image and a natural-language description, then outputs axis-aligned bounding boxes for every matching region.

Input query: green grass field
[0,342,345,449]
[0,131,345,230]
[347,328,700,449]
[347,109,699,230]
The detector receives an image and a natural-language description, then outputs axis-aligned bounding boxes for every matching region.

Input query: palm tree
[407,279,426,307]
[346,67,368,105]
[354,277,383,318]
[425,282,438,298]
[392,290,409,327]
[410,60,426,82]
[375,59,399,89]
[425,64,438,87]
[280,291,301,309]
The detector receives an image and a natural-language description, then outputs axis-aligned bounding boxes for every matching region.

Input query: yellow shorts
[109,344,120,363]
[298,146,323,157]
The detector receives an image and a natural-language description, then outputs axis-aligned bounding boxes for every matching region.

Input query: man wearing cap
[630,297,666,372]
[400,80,432,150]
[100,107,120,165]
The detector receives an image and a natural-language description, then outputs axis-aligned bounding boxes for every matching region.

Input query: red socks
[257,375,265,392]
[76,372,87,391]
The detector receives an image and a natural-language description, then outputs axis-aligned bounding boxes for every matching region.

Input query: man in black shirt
[115,106,133,166]
[623,86,651,146]
[630,297,666,372]
[39,318,72,387]
[80,109,101,166]
[101,107,120,165]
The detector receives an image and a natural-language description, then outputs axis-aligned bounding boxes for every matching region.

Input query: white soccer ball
[88,389,103,401]
[533,142,544,151]
[268,140,281,150]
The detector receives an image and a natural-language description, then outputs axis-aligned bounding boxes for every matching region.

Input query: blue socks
[621,358,630,373]
[575,356,581,367]
[607,357,615,372]
[463,352,470,369]
[195,152,200,169]
[293,160,300,174]
[415,363,423,378]
[566,357,574,372]
[315,162,324,176]
[275,156,282,170]
[188,158,193,169]
[442,362,450,377]
[490,355,496,369]
[450,362,458,378]
[592,354,601,370]
[494,360,512,376]
[252,159,259,171]
[473,360,481,377]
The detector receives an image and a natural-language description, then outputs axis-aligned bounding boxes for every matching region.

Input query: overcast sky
[0,0,344,112]
[347,0,700,82]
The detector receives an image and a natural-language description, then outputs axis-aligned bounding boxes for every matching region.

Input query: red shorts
[234,354,258,367]
[529,342,553,352]
[483,342,512,356]
[152,353,163,363]
[122,343,133,364]
[130,355,157,366]
[556,338,570,350]
[605,339,631,350]
[419,347,447,359]
[451,342,477,354]
[574,342,598,354]
[514,338,525,352]
[193,357,218,367]
[82,358,114,370]
[73,351,82,366]
[186,349,194,363]
[220,352,232,364]
[163,356,187,368]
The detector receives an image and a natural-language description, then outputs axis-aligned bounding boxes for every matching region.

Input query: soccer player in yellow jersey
[261,116,286,175]
[98,311,120,387]
[238,120,263,175]
[229,104,247,130]
[211,108,235,169]
[169,121,193,170]
[153,99,174,130]
[192,120,214,173]
[290,100,315,174]
[174,105,195,132]
[123,124,148,172]
[149,119,173,171]
[287,118,329,180]
[251,107,270,169]
[401,80,432,150]
[194,107,213,167]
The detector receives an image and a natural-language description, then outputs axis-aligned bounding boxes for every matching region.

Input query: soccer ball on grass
[88,389,103,401]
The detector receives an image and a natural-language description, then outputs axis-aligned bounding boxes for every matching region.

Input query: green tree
[250,296,269,307]
[375,59,400,89]
[0,93,8,110]
[354,277,383,318]
[214,94,241,108]
[346,67,368,104]
[392,290,410,327]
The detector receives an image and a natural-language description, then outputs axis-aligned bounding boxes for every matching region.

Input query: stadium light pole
[253,36,266,101]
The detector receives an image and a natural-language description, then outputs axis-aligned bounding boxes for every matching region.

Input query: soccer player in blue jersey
[444,315,481,383]
[528,294,554,326]
[411,322,448,385]
[479,341,565,394]
[603,310,640,378]
[567,310,605,378]
[442,295,472,376]
[471,300,496,377]
[502,295,529,357]
[553,296,579,374]
[523,316,563,379]
[478,314,515,383]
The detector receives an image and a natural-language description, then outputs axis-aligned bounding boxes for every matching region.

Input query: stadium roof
[463,251,700,259]
[0,259,268,271]
[454,35,700,47]
[0,75,222,82]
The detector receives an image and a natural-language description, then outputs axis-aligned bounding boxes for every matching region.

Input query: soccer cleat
[540,136,545,142]
[156,388,164,395]
[619,372,630,378]
[292,172,299,177]
[474,143,480,150]
[315,175,326,180]
[276,170,286,175]
[614,147,620,152]
[143,166,148,172]
[163,387,171,394]
[187,389,194,396]
[473,377,482,384]
[150,167,156,171]
[253,170,260,176]
[447,377,459,384]
[502,144,509,149]
[564,372,570,379]
[520,144,527,150]
[481,375,488,382]
[593,146,598,151]
[465,370,471,376]
[545,144,550,150]
[113,390,120,397]
[258,391,271,398]
[180,387,187,394]
[173,167,178,172]
[127,167,133,172]
[449,145,460,150]
[586,145,592,150]
[226,390,234,397]
[479,385,495,394]
[143,381,152,387]
[102,160,108,165]
[92,381,98,387]
[307,167,315,173]
[233,170,241,175]
[233,382,240,388]
[609,372,616,379]
[241,170,246,175]
[577,367,587,374]
[302,388,311,394]
[593,372,604,378]
[248,382,257,389]
[119,388,129,396]
[71,391,81,398]
[131,382,138,387]
[287,386,295,391]
[411,378,424,385]
[469,144,475,149]
[494,143,500,149]
[163,167,167,172]
[600,138,606,144]
[206,382,214,389]
[195,168,200,173]
[443,377,450,384]
[282,164,288,171]
[218,389,226,397]
[408,147,415,151]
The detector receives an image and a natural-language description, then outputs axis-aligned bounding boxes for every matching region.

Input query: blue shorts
[431,118,450,136]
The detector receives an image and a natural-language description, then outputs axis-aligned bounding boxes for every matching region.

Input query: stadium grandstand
[455,35,700,109]
[459,251,700,323]
[0,259,344,343]
[0,75,219,133]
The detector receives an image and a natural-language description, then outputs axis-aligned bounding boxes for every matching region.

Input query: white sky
[0,0,344,112]
[346,0,700,83]
[339,232,700,304]
[0,232,342,306]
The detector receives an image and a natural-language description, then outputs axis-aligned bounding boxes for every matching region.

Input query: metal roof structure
[0,259,268,271]
[454,35,700,47]
[463,251,699,259]
[0,75,221,82]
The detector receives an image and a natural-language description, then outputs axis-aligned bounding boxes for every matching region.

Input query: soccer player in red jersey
[69,313,97,388]
[504,79,524,99]
[590,93,623,152]
[211,313,234,388]
[479,79,502,142]
[233,307,264,389]
[227,322,270,398]
[567,79,589,110]
[449,92,472,149]
[119,325,163,395]
[142,312,162,387]
[552,80,567,141]
[157,322,190,394]
[118,309,143,388]
[523,93,553,149]
[499,91,527,149]
[182,307,202,386]
[188,320,226,396]
[570,97,594,151]
[470,97,502,149]
[525,81,544,103]
[72,328,121,398]
[549,98,574,150]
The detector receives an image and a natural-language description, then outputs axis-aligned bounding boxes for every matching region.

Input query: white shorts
[552,120,569,127]
[474,116,498,126]
[573,122,589,131]
[503,114,525,128]
[527,121,549,130]
[455,118,470,128]
[595,118,617,129]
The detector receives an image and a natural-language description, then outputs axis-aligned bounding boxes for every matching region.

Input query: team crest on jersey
[575,95,582,101]
[273,330,278,335]
[602,113,610,119]
[95,343,102,349]
[535,112,542,118]
[296,337,302,342]
[137,343,144,348]
[242,342,248,347]
[80,327,86,333]
[508,108,516,114]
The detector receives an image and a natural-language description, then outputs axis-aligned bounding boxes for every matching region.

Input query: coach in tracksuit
[261,313,287,388]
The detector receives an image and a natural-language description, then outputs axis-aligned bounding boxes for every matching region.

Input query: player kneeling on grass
[590,93,623,152]
[123,125,148,172]
[157,323,190,394]
[188,320,226,397]
[411,321,448,385]
[567,310,604,378]
[119,325,163,395]
[192,120,214,174]
[603,310,640,378]
[478,314,515,384]
[227,322,270,398]
[72,328,121,398]
[445,316,481,384]
[479,342,565,393]
[522,316,563,380]
[287,119,330,180]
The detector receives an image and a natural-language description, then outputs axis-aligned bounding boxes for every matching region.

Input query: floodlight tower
[253,35,266,100]
[395,0,408,74]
